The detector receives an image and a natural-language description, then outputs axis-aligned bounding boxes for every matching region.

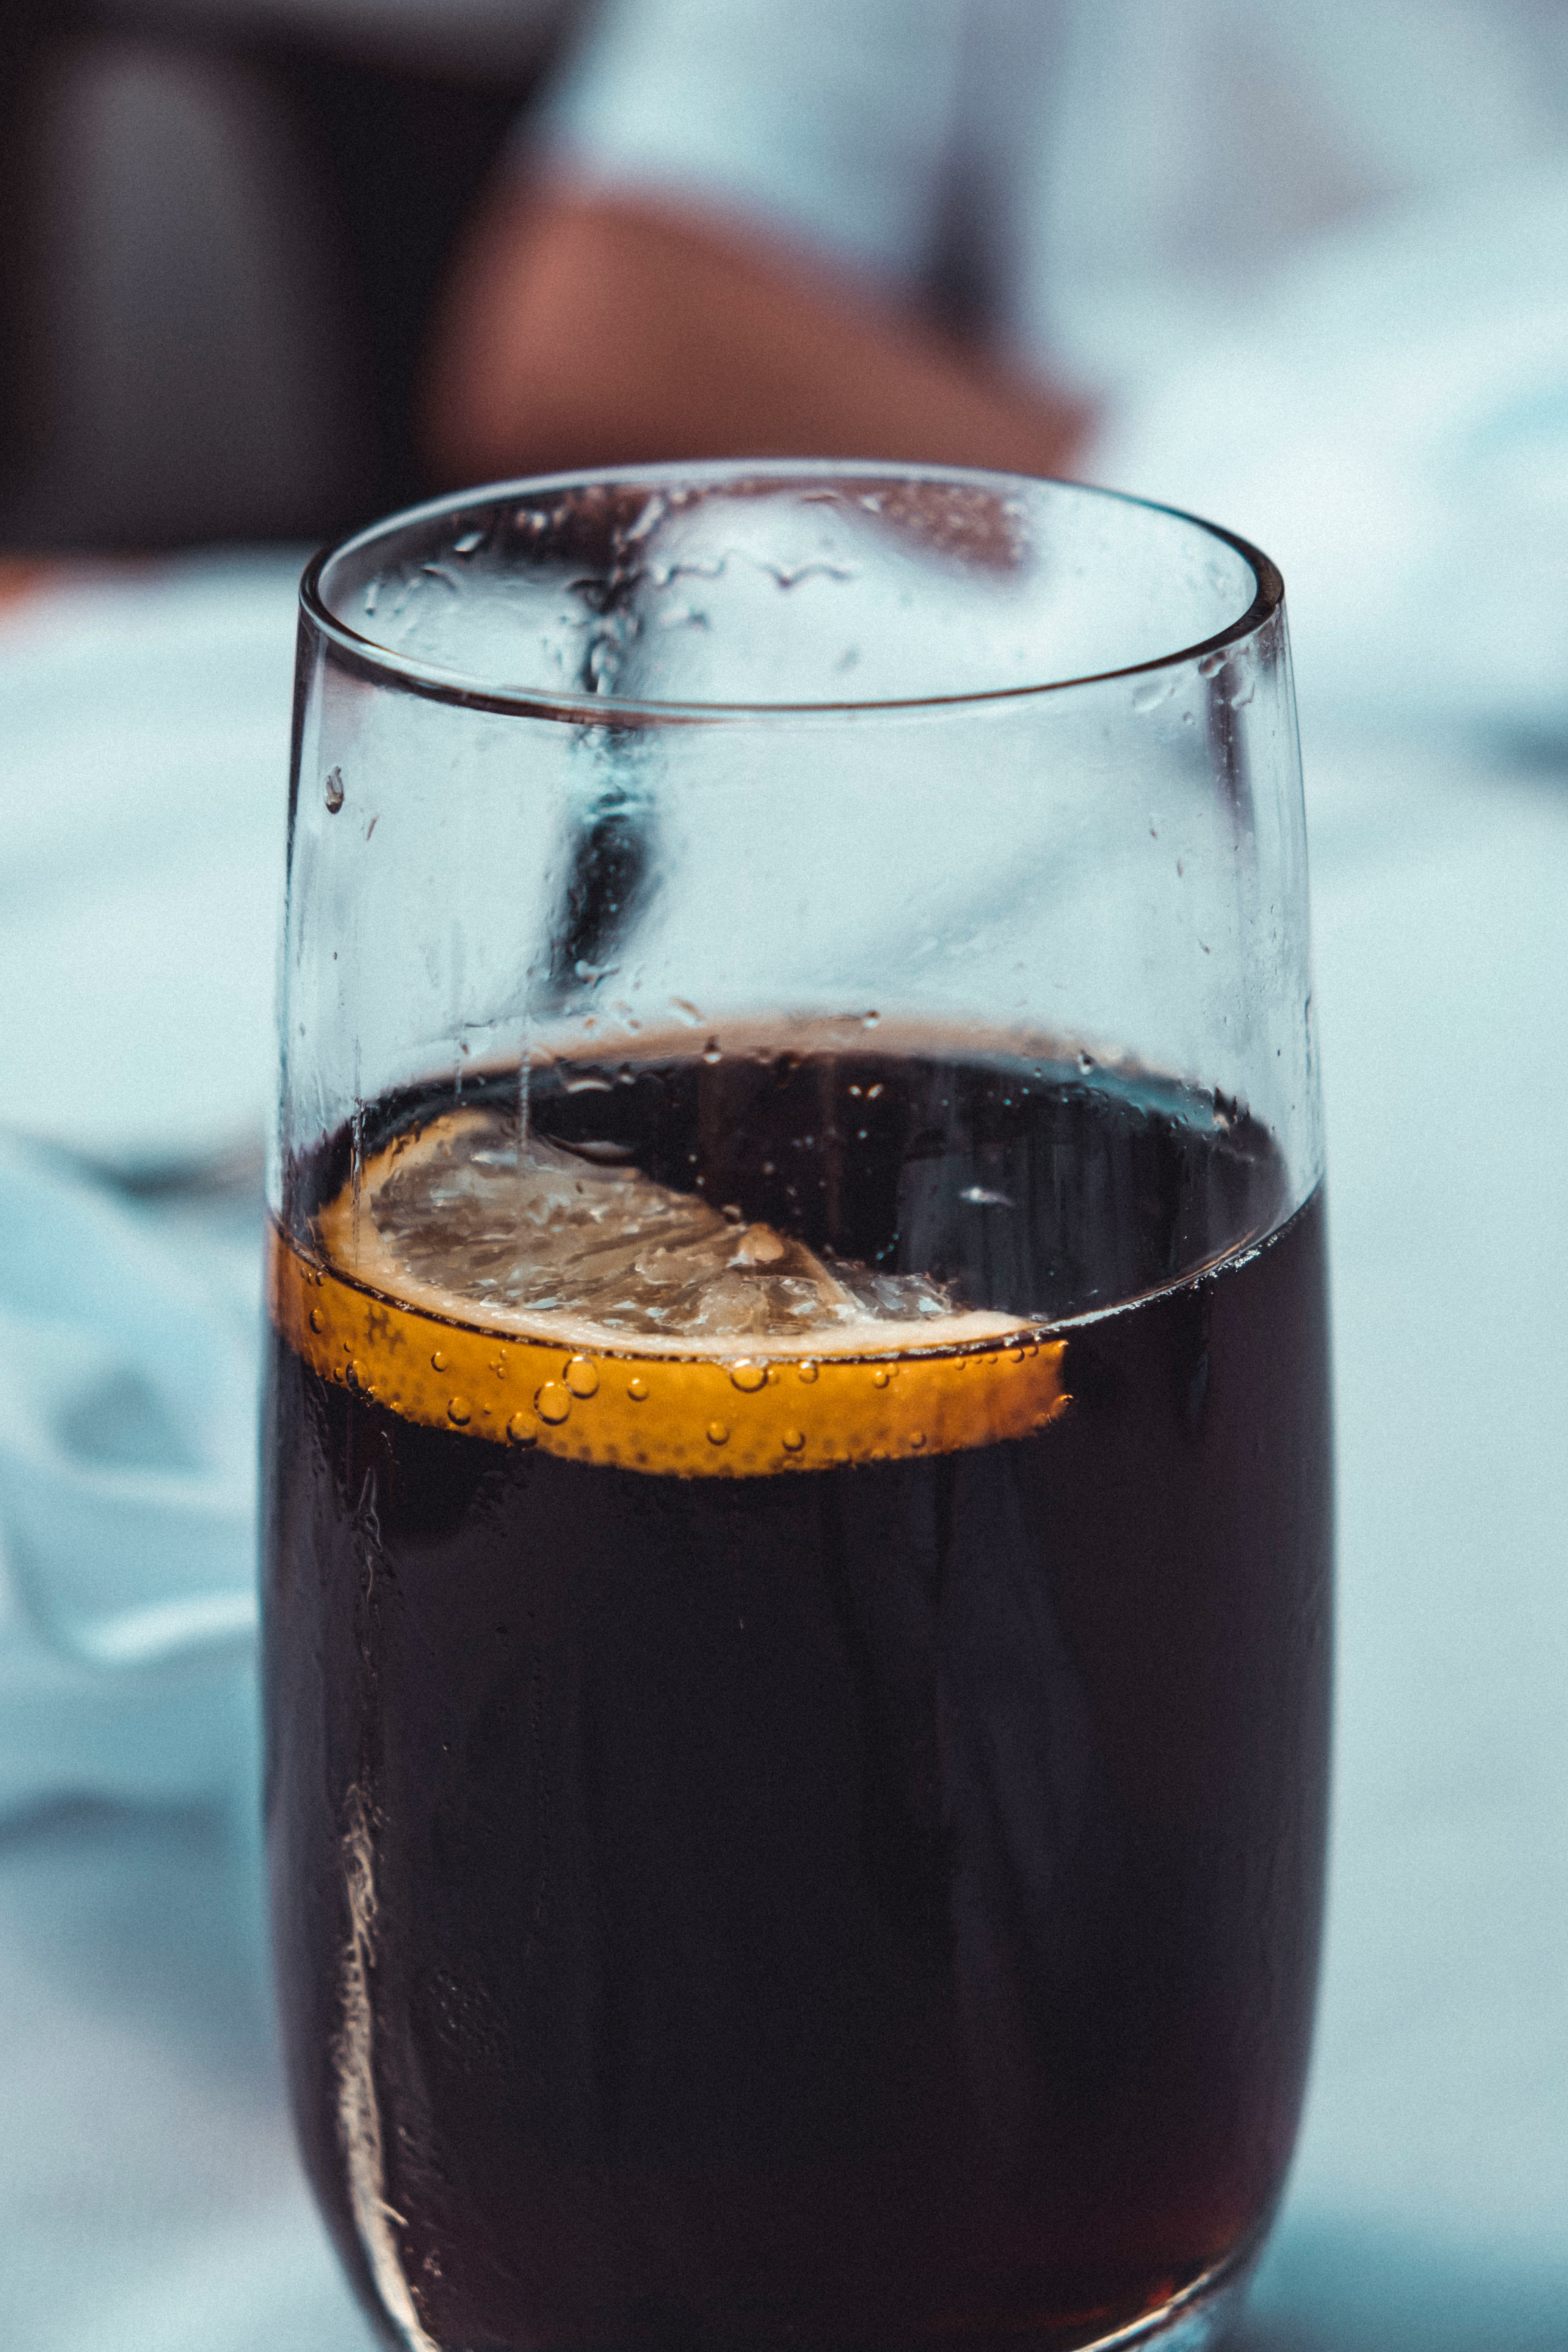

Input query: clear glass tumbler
[263,463,1331,2352]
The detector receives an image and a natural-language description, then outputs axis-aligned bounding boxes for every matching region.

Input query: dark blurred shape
[0,2,568,549]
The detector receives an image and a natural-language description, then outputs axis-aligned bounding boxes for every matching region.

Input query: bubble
[872,1368,890,1389]
[909,1431,926,1449]
[565,1356,599,1398]
[702,1038,722,1065]
[1198,652,1225,678]
[535,1383,571,1425]
[506,1412,537,1446]
[348,1358,368,1391]
[627,1376,649,1402]
[862,1011,880,1029]
[782,1428,805,1452]
[447,1396,472,1426]
[1076,1051,1096,1075]
[797,1361,819,1384]
[707,1421,730,1446]
[728,1361,766,1393]
[324,766,345,813]
[309,1307,324,1333]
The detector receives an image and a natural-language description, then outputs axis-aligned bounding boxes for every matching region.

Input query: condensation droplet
[872,1368,890,1389]
[728,1361,766,1393]
[506,1411,537,1446]
[453,527,485,557]
[797,1361,819,1384]
[431,1350,448,1372]
[909,1430,926,1449]
[782,1428,805,1452]
[1132,676,1170,713]
[565,1357,599,1398]
[627,1376,650,1402]
[324,766,345,813]
[862,1010,880,1029]
[309,1307,324,1333]
[1076,1051,1095,1075]
[670,998,703,1026]
[536,1383,571,1425]
[1199,652,1225,678]
[707,1421,730,1446]
[701,1038,722,1066]
[348,1358,368,1391]
[447,1396,472,1426]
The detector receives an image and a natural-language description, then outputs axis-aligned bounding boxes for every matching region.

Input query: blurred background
[0,5,1564,2350]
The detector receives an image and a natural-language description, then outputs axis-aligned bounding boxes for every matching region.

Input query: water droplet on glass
[627,1376,650,1402]
[782,1428,805,1452]
[909,1431,926,1450]
[797,1361,819,1384]
[1076,1051,1095,1075]
[506,1411,537,1446]
[1131,676,1169,713]
[453,527,485,557]
[309,1307,324,1334]
[729,1361,766,1393]
[707,1421,730,1446]
[862,1010,880,1029]
[565,1357,599,1399]
[702,1038,722,1065]
[431,1350,448,1372]
[348,1358,368,1391]
[670,998,703,1027]
[447,1396,472,1426]
[324,766,345,813]
[536,1383,571,1426]
[1199,652,1225,678]
[872,1368,890,1390]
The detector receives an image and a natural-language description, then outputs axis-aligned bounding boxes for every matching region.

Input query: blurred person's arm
[421,0,1088,485]
[422,177,1089,485]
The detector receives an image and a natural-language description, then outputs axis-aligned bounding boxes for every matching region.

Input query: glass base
[1078,2245,1258,2351]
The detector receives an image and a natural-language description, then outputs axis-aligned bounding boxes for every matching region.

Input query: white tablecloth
[1,566,1564,2350]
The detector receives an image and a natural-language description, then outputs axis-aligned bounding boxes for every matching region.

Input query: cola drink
[263,1030,1331,2352]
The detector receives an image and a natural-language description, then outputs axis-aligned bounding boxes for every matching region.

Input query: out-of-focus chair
[0,0,572,549]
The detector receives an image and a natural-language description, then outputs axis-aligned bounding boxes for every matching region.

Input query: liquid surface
[265,1040,1331,2352]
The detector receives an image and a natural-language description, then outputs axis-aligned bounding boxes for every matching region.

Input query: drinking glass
[263,463,1331,2352]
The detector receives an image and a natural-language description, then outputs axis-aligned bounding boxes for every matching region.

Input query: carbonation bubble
[565,1357,600,1398]
[728,1361,767,1393]
[872,1368,890,1389]
[536,1383,571,1425]
[782,1428,804,1452]
[506,1412,537,1446]
[447,1396,472,1426]
[324,766,345,813]
[798,1362,819,1384]
[627,1376,649,1402]
[707,1421,730,1446]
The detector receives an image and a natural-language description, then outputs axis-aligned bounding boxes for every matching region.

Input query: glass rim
[300,459,1285,724]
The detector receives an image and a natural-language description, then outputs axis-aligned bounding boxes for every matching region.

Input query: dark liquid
[263,1045,1331,2352]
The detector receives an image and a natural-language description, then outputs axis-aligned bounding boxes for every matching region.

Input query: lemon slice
[269,1109,1068,1477]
